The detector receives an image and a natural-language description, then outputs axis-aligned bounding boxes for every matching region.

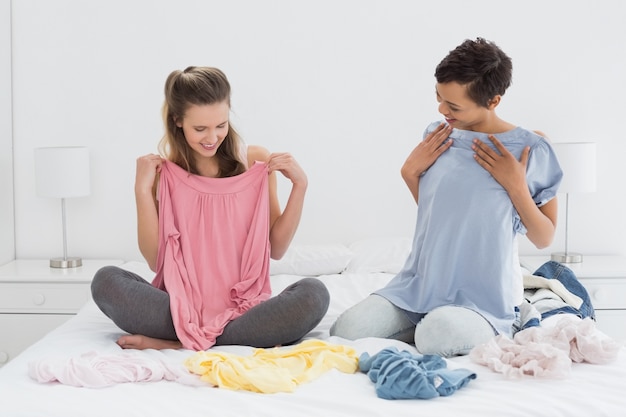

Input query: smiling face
[176,101,230,170]
[436,81,500,133]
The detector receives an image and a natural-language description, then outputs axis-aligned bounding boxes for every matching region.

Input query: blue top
[375,121,563,336]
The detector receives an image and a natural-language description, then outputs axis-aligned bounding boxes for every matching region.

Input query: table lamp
[34,146,91,268]
[550,142,597,263]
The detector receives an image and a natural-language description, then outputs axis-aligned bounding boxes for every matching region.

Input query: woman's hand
[135,154,163,271]
[401,123,452,180]
[401,123,452,203]
[473,135,556,249]
[472,135,528,194]
[135,154,163,194]
[267,152,308,188]
[263,152,307,260]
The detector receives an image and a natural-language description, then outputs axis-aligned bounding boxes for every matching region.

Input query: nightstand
[0,259,124,366]
[520,255,626,343]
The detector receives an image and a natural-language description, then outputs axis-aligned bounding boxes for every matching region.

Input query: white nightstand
[520,255,626,343]
[0,259,124,366]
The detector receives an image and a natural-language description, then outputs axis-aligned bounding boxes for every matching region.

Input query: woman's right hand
[135,154,163,271]
[400,123,452,204]
[401,123,452,180]
[135,154,163,194]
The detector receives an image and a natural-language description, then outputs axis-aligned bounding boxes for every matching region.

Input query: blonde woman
[92,66,329,351]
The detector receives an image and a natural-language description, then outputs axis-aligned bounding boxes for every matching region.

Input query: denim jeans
[330,294,496,357]
[531,260,595,320]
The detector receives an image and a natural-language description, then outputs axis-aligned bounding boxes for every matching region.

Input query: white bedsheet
[1,261,625,417]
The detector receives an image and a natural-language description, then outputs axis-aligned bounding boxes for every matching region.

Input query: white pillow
[344,237,412,274]
[269,243,354,276]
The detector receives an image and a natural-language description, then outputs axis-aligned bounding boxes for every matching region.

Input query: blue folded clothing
[359,347,476,400]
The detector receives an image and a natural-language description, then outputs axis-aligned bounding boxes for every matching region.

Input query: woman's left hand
[267,152,308,187]
[472,135,529,193]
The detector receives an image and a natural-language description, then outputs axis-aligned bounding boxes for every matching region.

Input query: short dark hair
[434,38,512,107]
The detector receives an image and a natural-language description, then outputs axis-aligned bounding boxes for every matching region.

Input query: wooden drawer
[0,283,91,314]
[0,314,72,366]
[580,278,626,310]
[594,310,626,343]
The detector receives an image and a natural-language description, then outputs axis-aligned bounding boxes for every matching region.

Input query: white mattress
[1,258,625,417]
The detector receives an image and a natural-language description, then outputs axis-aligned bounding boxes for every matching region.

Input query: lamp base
[550,252,583,264]
[50,257,83,268]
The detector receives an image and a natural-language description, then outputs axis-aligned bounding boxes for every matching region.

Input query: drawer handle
[593,289,607,303]
[32,294,46,306]
[0,351,8,364]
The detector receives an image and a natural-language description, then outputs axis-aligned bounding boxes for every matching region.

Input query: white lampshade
[551,142,596,194]
[34,146,91,198]
[550,142,596,264]
[34,146,90,268]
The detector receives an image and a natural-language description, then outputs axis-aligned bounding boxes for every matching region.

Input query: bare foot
[117,334,183,350]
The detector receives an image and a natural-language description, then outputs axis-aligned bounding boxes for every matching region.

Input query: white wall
[0,0,14,264]
[8,0,626,262]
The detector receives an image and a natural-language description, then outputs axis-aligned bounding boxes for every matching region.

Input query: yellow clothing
[184,339,358,393]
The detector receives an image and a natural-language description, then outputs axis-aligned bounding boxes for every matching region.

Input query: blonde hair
[158,66,246,177]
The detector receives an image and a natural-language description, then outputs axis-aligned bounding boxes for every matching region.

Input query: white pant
[330,294,496,357]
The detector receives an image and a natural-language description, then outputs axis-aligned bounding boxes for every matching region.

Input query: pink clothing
[469,316,620,379]
[29,350,202,388]
[152,160,272,350]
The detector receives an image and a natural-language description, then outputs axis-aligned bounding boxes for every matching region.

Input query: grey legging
[91,265,330,348]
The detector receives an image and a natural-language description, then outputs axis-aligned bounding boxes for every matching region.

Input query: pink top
[152,160,271,350]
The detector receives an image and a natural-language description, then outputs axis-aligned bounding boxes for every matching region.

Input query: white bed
[1,238,625,417]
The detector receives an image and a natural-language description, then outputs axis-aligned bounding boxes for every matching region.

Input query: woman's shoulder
[515,127,553,149]
[246,145,271,165]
